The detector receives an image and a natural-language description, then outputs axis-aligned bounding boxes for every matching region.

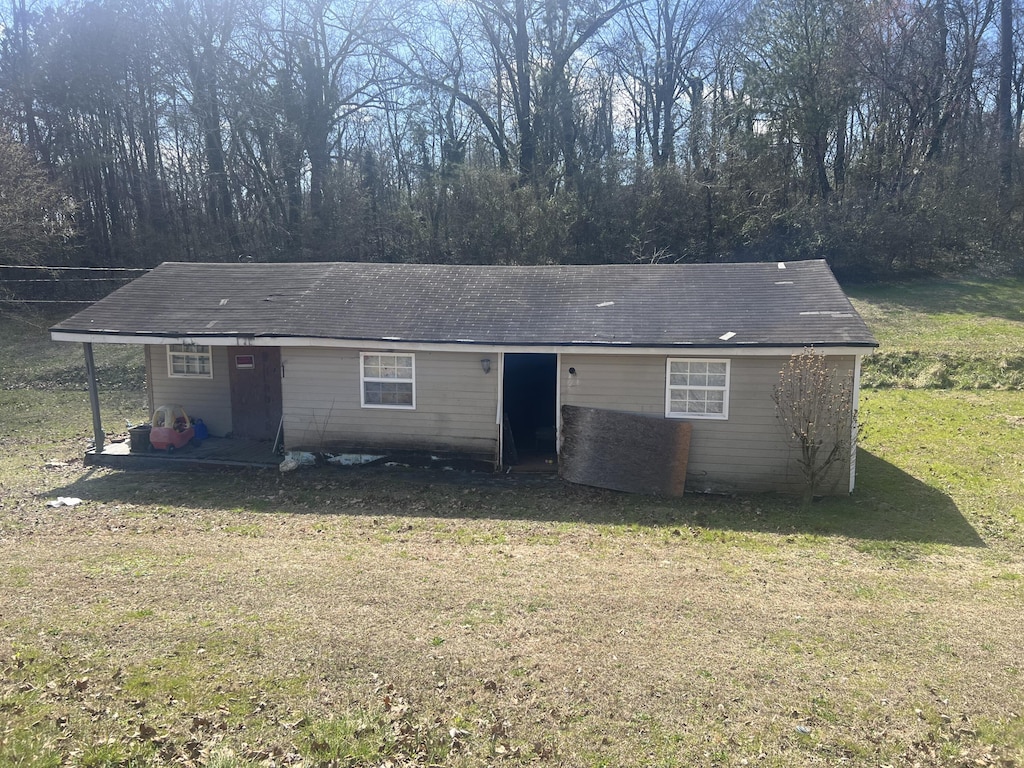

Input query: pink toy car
[149,404,196,452]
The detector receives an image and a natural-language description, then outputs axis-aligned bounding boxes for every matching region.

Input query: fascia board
[50,330,875,357]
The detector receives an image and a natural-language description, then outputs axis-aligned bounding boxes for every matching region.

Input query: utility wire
[0,299,96,304]
[0,264,149,271]
[0,278,135,283]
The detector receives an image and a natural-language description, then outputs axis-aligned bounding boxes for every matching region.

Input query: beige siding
[560,353,856,494]
[147,345,233,436]
[282,348,500,459]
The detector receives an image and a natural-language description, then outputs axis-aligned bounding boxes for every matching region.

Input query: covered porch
[64,335,281,471]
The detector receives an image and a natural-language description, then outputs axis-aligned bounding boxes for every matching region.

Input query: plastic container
[128,424,152,452]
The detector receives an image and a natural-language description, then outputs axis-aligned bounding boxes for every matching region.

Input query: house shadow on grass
[43,449,983,548]
[676,449,985,548]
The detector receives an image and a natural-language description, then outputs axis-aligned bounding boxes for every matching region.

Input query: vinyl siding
[147,345,233,436]
[560,353,856,494]
[282,348,500,459]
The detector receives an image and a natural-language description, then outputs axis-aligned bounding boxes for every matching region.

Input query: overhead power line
[0,278,135,283]
[0,299,97,304]
[0,264,150,272]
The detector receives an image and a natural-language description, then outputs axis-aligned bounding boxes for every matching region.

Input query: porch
[86,436,281,470]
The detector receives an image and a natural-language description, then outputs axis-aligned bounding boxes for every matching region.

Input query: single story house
[51,259,877,494]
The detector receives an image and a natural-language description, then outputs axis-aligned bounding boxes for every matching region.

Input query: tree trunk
[689,76,704,174]
[197,59,242,253]
[999,0,1014,189]
[834,104,848,199]
[514,0,535,179]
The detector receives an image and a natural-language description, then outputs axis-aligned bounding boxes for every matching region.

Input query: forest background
[2,0,1024,296]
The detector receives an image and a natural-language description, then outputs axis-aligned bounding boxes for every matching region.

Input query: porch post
[83,342,104,453]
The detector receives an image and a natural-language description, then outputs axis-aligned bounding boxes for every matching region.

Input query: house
[50,259,877,495]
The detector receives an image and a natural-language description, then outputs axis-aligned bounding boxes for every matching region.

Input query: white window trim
[360,352,416,410]
[665,358,730,420]
[167,343,213,379]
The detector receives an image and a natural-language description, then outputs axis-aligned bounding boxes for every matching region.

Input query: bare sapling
[772,348,857,505]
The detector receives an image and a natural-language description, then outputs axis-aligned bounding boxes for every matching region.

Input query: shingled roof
[51,260,877,349]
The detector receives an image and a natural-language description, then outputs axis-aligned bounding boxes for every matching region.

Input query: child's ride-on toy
[149,404,199,452]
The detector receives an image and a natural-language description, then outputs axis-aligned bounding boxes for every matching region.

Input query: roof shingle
[51,260,877,348]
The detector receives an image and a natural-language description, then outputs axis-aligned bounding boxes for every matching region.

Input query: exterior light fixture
[481,358,491,374]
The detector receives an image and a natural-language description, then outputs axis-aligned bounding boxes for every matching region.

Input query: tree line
[1,0,1023,279]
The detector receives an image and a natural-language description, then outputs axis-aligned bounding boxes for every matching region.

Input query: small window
[167,343,213,378]
[361,352,415,409]
[666,358,729,419]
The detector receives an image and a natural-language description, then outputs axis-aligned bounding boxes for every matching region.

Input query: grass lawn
[1,288,1023,768]
[848,278,1024,389]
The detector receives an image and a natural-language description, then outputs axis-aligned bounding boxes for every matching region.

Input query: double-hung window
[361,352,415,409]
[167,343,213,378]
[666,358,730,419]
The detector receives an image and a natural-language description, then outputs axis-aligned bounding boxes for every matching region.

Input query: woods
[1,0,1024,276]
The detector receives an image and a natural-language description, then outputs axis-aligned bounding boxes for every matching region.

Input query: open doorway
[502,353,557,467]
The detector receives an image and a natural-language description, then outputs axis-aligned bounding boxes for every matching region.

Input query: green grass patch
[0,307,145,392]
[299,694,455,766]
[859,389,1024,542]
[847,277,1024,354]
[222,523,264,537]
[862,349,1024,389]
[848,278,1024,389]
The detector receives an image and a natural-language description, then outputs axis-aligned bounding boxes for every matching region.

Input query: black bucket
[128,425,152,452]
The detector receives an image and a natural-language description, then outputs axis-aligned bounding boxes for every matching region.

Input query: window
[167,343,213,378]
[666,358,729,419]
[361,352,415,409]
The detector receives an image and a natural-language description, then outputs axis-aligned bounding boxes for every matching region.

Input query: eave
[50,329,877,357]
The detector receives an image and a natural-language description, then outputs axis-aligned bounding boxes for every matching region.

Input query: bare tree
[390,0,630,185]
[162,0,249,254]
[279,0,383,224]
[772,348,857,505]
[0,132,76,264]
[614,0,728,170]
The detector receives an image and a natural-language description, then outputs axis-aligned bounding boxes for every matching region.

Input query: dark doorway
[502,353,557,466]
[228,347,283,441]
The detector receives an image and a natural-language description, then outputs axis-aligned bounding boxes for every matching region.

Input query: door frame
[497,351,560,465]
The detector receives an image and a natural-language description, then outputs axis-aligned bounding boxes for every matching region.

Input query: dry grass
[3,459,1022,766]
[2,301,1023,767]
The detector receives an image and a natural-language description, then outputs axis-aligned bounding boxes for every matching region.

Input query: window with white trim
[666,358,730,419]
[167,343,213,378]
[361,352,415,408]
